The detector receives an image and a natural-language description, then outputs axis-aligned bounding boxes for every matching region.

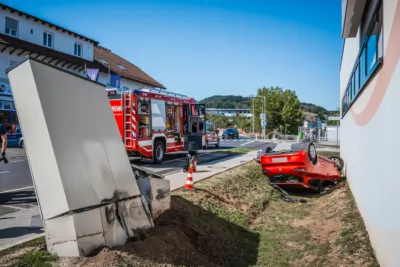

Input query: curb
[170,151,257,192]
[0,234,45,252]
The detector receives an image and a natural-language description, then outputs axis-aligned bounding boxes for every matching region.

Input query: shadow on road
[0,191,37,205]
[0,227,43,239]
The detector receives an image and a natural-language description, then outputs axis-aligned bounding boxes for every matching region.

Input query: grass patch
[16,250,58,267]
[1,161,378,267]
[224,147,255,153]
[318,151,340,158]
[0,237,59,267]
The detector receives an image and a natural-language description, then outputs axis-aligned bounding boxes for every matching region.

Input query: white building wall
[0,10,94,61]
[340,0,400,266]
[0,49,87,102]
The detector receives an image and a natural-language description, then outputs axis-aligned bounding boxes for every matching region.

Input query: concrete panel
[44,208,105,257]
[7,58,141,220]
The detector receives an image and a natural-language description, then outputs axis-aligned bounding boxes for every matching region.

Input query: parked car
[257,143,344,192]
[222,128,239,139]
[203,130,220,149]
[18,136,25,148]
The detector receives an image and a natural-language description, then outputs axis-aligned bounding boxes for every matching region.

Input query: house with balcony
[0,3,165,143]
[340,0,400,265]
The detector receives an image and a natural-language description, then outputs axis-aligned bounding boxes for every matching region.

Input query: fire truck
[107,88,206,163]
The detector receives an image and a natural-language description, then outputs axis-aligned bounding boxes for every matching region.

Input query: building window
[74,42,82,57]
[342,2,383,117]
[115,63,127,71]
[97,57,108,65]
[43,32,53,48]
[5,17,18,37]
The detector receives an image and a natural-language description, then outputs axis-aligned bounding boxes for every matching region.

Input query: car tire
[329,156,344,172]
[215,139,220,148]
[153,140,165,164]
[21,140,25,149]
[307,142,317,164]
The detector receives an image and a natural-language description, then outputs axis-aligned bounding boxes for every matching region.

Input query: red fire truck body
[107,88,206,163]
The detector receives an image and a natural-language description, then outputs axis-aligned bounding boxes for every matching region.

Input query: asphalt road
[0,137,272,215]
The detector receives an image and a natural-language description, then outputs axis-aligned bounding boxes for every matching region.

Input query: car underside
[257,142,344,193]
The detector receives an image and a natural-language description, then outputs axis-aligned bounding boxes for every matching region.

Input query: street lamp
[251,97,264,138]
[256,96,266,139]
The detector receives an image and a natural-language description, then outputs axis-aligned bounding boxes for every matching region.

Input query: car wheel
[153,140,165,164]
[307,142,317,164]
[215,139,220,148]
[329,156,344,172]
[21,140,25,149]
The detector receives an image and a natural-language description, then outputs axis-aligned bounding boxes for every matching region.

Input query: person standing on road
[0,114,8,164]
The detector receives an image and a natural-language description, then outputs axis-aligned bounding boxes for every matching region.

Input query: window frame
[115,63,127,71]
[43,31,54,48]
[74,42,83,57]
[341,1,383,118]
[5,17,18,37]
[97,57,108,65]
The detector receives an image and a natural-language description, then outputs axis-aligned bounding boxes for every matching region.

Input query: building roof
[0,3,99,45]
[94,46,166,89]
[0,34,98,70]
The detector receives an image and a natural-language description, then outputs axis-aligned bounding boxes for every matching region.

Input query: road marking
[0,186,34,194]
[241,140,256,147]
[9,160,25,163]
[0,171,10,174]
[0,204,29,211]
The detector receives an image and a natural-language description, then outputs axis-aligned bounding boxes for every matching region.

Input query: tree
[251,86,304,134]
[316,111,325,121]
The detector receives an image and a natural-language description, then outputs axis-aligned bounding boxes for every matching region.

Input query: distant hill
[198,95,250,109]
[199,95,335,115]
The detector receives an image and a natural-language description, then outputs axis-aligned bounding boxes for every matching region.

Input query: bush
[267,132,274,139]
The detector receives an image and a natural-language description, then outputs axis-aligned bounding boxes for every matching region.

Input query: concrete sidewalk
[0,207,44,251]
[0,151,257,251]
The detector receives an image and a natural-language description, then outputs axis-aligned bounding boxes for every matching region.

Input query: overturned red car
[257,143,344,192]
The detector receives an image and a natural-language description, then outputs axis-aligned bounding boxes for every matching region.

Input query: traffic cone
[185,166,195,191]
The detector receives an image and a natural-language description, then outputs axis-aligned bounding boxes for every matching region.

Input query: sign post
[260,113,266,139]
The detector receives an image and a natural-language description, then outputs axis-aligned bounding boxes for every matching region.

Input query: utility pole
[252,98,255,134]
[263,96,266,139]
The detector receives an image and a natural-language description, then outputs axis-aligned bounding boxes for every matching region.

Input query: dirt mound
[61,195,259,267]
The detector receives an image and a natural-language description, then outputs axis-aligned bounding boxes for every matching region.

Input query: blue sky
[2,0,342,110]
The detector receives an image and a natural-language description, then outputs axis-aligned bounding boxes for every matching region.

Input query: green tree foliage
[207,114,252,132]
[251,86,304,134]
[199,95,250,109]
[300,102,337,117]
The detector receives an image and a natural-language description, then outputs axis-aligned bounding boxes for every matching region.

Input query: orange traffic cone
[185,166,195,190]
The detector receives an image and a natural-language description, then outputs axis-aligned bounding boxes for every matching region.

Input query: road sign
[328,116,340,121]
[263,121,268,126]
[260,113,266,120]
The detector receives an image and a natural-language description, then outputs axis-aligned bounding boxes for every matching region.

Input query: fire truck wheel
[153,140,165,164]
